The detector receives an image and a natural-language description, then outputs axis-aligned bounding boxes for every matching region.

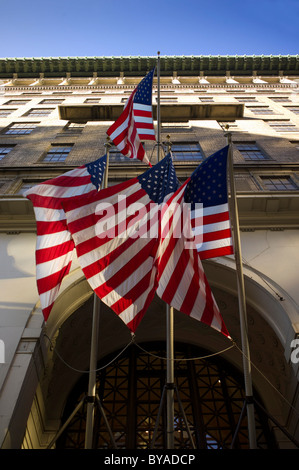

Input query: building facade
[0,55,298,449]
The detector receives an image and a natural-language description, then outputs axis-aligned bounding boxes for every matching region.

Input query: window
[84,98,101,103]
[260,176,297,191]
[40,99,64,105]
[52,91,73,95]
[170,143,203,161]
[4,100,30,105]
[247,106,274,115]
[109,145,142,163]
[25,108,54,117]
[62,122,86,134]
[236,143,268,161]
[16,182,36,195]
[156,96,178,103]
[236,97,257,102]
[0,145,15,160]
[0,109,17,117]
[270,96,291,102]
[199,97,214,102]
[267,121,299,132]
[43,145,73,162]
[4,122,39,135]
[284,107,299,115]
[162,122,191,133]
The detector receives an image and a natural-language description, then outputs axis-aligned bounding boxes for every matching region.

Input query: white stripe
[109,114,130,141]
[133,103,152,112]
[189,279,207,321]
[191,202,229,219]
[100,258,153,305]
[37,230,71,249]
[36,251,73,279]
[193,219,231,236]
[134,116,154,124]
[26,182,95,200]
[34,207,65,222]
[137,129,156,136]
[197,237,233,253]
[39,284,61,310]
[118,269,156,324]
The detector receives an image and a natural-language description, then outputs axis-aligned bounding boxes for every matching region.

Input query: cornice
[0,55,299,78]
[1,193,299,233]
[3,82,298,93]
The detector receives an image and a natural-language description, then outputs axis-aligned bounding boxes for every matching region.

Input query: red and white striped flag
[156,179,230,337]
[24,155,107,321]
[184,146,233,260]
[62,153,179,332]
[107,68,155,165]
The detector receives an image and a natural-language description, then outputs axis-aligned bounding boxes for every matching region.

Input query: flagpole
[165,137,175,449]
[84,140,110,449]
[157,51,161,162]
[226,131,257,449]
[166,304,175,449]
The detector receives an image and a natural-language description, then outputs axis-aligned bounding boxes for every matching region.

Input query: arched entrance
[56,342,276,449]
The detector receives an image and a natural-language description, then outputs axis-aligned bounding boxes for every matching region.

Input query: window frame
[42,144,74,162]
[235,142,270,161]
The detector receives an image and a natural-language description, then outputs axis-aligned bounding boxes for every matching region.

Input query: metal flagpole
[226,131,257,449]
[165,136,175,449]
[157,51,161,162]
[84,140,110,449]
[166,304,175,449]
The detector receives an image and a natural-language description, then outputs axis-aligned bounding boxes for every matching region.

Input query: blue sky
[0,0,298,58]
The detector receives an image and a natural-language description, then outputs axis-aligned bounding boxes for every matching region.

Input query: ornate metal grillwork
[56,342,276,449]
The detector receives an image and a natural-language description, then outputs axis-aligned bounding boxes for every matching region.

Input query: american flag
[156,180,229,337]
[24,155,107,321]
[107,68,155,165]
[62,153,179,332]
[184,146,233,260]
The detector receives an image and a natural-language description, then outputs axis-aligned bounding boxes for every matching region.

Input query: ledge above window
[58,103,244,123]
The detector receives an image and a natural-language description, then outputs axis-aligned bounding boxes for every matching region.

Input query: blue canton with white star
[134,67,155,106]
[86,154,107,190]
[137,153,179,204]
[184,146,229,209]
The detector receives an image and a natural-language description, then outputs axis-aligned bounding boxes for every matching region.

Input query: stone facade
[0,56,298,449]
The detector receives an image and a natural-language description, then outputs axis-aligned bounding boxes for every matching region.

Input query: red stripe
[36,239,74,264]
[27,194,65,210]
[162,241,189,306]
[112,128,128,147]
[180,270,199,316]
[66,185,146,238]
[43,303,54,321]
[83,238,156,293]
[199,245,234,260]
[36,220,67,235]
[202,228,232,243]
[134,109,152,118]
[135,122,155,130]
[202,211,230,225]
[109,269,154,314]
[42,173,90,187]
[107,96,132,136]
[62,178,137,212]
[37,261,72,295]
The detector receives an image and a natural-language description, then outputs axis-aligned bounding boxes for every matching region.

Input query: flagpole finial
[166,134,172,153]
